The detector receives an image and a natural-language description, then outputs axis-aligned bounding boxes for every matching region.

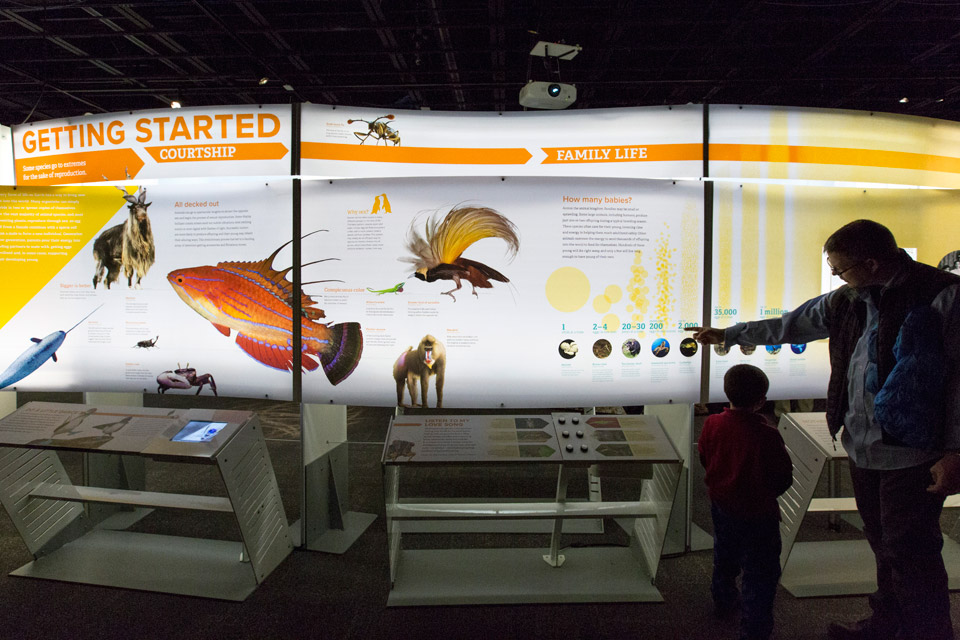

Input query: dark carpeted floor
[0,396,956,640]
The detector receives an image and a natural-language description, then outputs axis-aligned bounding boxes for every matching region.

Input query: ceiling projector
[519,81,576,109]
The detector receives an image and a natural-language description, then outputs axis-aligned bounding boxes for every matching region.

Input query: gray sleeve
[933,284,960,449]
[723,292,833,347]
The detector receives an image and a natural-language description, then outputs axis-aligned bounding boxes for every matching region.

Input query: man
[688,219,960,640]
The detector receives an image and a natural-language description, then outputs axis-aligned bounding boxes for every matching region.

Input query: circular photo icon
[652,338,670,358]
[679,338,699,357]
[765,345,782,355]
[740,344,756,356]
[790,343,807,354]
[938,250,960,275]
[622,338,641,358]
[558,339,579,359]
[593,339,612,359]
[714,343,731,356]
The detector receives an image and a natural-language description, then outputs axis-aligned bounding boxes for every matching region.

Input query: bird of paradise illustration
[166,235,363,385]
[401,205,520,301]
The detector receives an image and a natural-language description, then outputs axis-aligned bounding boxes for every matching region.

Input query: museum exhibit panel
[0,100,958,605]
[776,412,960,598]
[0,402,292,600]
[382,412,681,605]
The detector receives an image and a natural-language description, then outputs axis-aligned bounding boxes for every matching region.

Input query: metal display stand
[777,412,960,597]
[383,412,683,606]
[0,402,293,601]
[299,404,376,553]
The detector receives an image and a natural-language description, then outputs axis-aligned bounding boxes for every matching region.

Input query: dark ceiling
[1,0,960,127]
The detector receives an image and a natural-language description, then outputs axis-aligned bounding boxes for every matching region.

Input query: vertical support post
[291,102,303,405]
[828,459,841,530]
[301,403,375,553]
[700,102,714,406]
[588,464,602,503]
[543,464,570,567]
[385,465,401,584]
[0,391,17,419]
[81,393,145,527]
[645,403,694,554]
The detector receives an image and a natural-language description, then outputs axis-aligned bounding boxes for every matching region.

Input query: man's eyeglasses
[828,260,864,277]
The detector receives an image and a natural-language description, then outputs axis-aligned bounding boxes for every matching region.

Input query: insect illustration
[157,364,217,395]
[92,178,155,290]
[134,336,159,349]
[166,234,363,385]
[402,206,520,301]
[346,115,401,146]
[367,282,405,295]
[0,305,102,389]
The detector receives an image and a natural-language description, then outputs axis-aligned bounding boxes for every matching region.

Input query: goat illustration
[93,178,155,290]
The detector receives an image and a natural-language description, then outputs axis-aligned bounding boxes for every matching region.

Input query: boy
[698,364,793,640]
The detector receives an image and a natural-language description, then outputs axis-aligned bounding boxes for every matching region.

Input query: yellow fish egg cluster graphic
[627,250,651,330]
[545,266,591,312]
[593,294,611,314]
[654,230,675,327]
[601,313,619,332]
[680,208,702,322]
[592,286,622,332]
[592,284,622,312]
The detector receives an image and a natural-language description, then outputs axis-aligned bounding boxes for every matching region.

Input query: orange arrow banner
[15,148,145,186]
[541,143,703,164]
[144,142,288,163]
[710,143,960,173]
[302,142,533,165]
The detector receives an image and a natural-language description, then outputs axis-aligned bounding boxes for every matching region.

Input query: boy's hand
[685,326,725,345]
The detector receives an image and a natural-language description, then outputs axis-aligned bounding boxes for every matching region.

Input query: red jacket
[698,407,793,519]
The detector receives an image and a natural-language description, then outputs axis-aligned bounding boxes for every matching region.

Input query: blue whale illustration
[0,305,102,390]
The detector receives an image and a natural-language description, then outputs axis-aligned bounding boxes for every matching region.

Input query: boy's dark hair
[823,219,899,262]
[723,364,770,408]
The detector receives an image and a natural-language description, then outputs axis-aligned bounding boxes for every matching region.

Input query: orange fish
[167,240,363,385]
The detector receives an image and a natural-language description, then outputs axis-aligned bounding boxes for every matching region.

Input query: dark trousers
[711,502,782,640]
[849,460,954,640]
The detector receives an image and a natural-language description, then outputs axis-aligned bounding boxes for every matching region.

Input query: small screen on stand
[171,421,228,443]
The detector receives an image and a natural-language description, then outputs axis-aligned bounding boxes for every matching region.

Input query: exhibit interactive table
[777,412,960,597]
[382,412,683,606]
[0,402,292,601]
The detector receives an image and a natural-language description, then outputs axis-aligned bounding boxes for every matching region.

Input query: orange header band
[541,143,703,164]
[144,142,288,163]
[301,142,532,165]
[15,148,144,186]
[710,143,960,174]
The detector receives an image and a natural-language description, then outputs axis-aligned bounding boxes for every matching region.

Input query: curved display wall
[1,103,957,405]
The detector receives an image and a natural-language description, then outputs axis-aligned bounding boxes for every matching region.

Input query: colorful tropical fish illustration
[0,305,102,390]
[366,282,405,295]
[166,238,363,385]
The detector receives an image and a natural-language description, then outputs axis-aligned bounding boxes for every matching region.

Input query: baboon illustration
[393,334,445,408]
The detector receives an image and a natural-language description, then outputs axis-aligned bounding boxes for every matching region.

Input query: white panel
[0,447,83,555]
[303,176,704,407]
[0,125,13,185]
[302,104,703,180]
[217,417,293,583]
